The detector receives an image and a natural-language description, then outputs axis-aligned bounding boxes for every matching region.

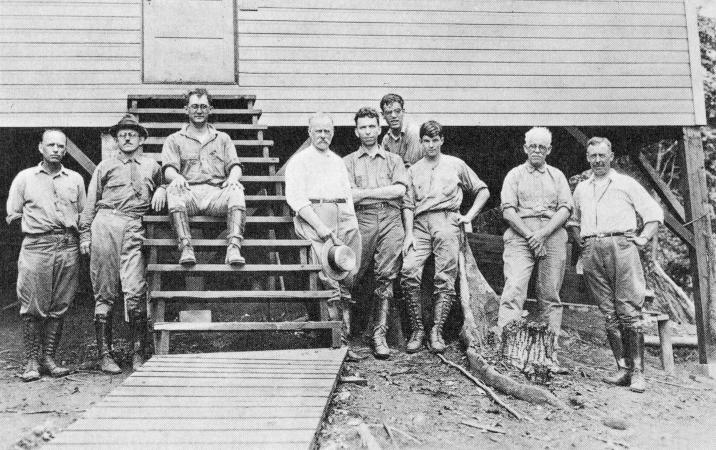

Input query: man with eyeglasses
[497,127,573,372]
[401,121,489,353]
[79,114,163,373]
[161,88,246,265]
[568,137,662,393]
[343,107,407,359]
[7,129,86,381]
[380,93,423,167]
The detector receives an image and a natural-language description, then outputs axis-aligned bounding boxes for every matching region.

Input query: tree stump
[500,320,555,383]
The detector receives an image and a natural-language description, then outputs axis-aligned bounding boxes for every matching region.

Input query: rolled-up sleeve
[460,161,488,197]
[223,135,242,175]
[160,135,181,175]
[343,154,358,189]
[555,170,574,213]
[402,170,416,211]
[630,178,664,225]
[79,167,101,244]
[285,157,310,212]
[6,171,26,225]
[500,168,519,212]
[391,156,409,187]
[566,184,583,228]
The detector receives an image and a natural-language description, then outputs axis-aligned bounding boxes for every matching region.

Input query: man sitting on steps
[161,88,246,266]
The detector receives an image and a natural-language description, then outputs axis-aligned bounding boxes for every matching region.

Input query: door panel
[143,0,236,83]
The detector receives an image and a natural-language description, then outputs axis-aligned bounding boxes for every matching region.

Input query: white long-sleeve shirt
[285,145,355,215]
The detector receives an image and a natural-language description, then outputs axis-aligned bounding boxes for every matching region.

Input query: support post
[680,127,716,376]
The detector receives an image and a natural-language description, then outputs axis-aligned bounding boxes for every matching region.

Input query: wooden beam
[680,127,716,375]
[685,0,708,125]
[276,137,311,176]
[65,136,96,175]
[636,152,685,222]
[662,208,695,249]
[563,126,588,147]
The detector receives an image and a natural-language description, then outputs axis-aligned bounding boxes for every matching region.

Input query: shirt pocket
[438,173,457,196]
[207,149,226,178]
[56,183,78,204]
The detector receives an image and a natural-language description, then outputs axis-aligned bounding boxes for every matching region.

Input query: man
[161,88,246,266]
[401,121,489,353]
[380,93,423,167]
[497,127,573,371]
[79,114,164,374]
[285,113,362,338]
[6,129,86,381]
[344,107,407,359]
[568,137,663,393]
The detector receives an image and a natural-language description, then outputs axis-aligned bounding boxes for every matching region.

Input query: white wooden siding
[0,0,705,127]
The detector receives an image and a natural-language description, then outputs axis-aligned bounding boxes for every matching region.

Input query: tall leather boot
[225,207,246,265]
[95,314,122,374]
[430,293,453,354]
[405,288,425,353]
[625,327,646,393]
[41,318,71,377]
[372,294,390,359]
[603,325,631,386]
[21,315,41,382]
[129,310,147,371]
[170,210,196,265]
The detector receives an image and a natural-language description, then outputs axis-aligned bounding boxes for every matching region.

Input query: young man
[380,93,423,167]
[79,114,164,373]
[285,113,362,339]
[569,137,663,393]
[401,121,489,353]
[7,129,86,381]
[498,127,573,372]
[343,107,407,358]
[161,88,246,266]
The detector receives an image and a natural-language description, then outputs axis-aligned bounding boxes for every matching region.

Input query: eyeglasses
[525,144,550,153]
[382,108,403,117]
[188,104,210,112]
[117,132,140,139]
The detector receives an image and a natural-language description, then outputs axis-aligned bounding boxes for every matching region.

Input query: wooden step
[147,264,322,272]
[144,216,292,224]
[144,137,273,146]
[246,195,286,202]
[133,108,261,116]
[129,94,256,102]
[145,239,309,247]
[150,290,332,301]
[141,123,267,130]
[154,321,340,332]
[142,154,278,164]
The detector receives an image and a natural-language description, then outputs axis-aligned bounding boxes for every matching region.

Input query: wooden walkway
[46,348,347,449]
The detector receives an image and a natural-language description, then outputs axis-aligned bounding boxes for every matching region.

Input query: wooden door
[143,0,236,83]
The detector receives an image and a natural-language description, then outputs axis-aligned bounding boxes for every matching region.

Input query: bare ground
[1,295,715,449]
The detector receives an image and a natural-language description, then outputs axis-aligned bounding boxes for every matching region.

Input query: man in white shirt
[568,137,663,393]
[285,113,362,338]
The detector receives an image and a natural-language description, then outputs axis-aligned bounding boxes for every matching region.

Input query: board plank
[85,407,327,419]
[49,430,315,445]
[121,377,336,387]
[68,418,318,431]
[98,397,328,407]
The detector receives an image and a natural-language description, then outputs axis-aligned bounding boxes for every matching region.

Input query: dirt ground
[1,292,715,449]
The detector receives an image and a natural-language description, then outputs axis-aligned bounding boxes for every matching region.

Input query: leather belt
[310,198,346,204]
[97,208,142,220]
[355,202,395,211]
[584,232,630,239]
[25,229,74,237]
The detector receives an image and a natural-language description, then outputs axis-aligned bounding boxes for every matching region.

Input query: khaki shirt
[6,163,86,234]
[79,153,162,243]
[381,120,423,167]
[343,145,408,209]
[403,154,487,217]
[161,124,241,185]
[569,169,664,237]
[501,162,573,219]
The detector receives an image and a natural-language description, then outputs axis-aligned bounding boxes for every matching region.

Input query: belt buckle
[596,233,607,238]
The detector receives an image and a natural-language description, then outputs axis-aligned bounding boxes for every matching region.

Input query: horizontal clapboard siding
[0,0,704,127]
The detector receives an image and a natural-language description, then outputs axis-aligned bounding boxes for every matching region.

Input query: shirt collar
[179,123,218,143]
[587,168,617,184]
[524,161,547,174]
[358,145,387,159]
[385,121,408,141]
[117,151,139,164]
[35,162,68,176]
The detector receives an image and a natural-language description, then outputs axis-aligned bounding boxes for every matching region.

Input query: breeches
[90,210,147,317]
[17,233,79,319]
[355,206,404,300]
[167,183,245,215]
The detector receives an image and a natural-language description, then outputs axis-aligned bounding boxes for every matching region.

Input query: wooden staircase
[127,95,341,354]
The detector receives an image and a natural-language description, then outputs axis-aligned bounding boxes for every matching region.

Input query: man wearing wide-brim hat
[79,113,165,374]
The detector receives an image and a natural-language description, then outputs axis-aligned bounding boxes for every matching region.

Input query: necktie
[130,159,142,197]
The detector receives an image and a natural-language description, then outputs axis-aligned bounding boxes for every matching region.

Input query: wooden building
[0,0,713,374]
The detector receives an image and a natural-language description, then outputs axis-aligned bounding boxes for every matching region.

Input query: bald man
[7,129,86,381]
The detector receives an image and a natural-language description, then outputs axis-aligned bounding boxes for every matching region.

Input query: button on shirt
[569,169,663,237]
[161,124,241,185]
[403,154,488,217]
[381,121,424,167]
[79,153,162,243]
[6,163,86,234]
[285,145,355,215]
[343,145,408,209]
[501,162,573,218]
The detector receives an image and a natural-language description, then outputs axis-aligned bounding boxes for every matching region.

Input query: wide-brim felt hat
[320,241,357,281]
[109,113,148,138]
